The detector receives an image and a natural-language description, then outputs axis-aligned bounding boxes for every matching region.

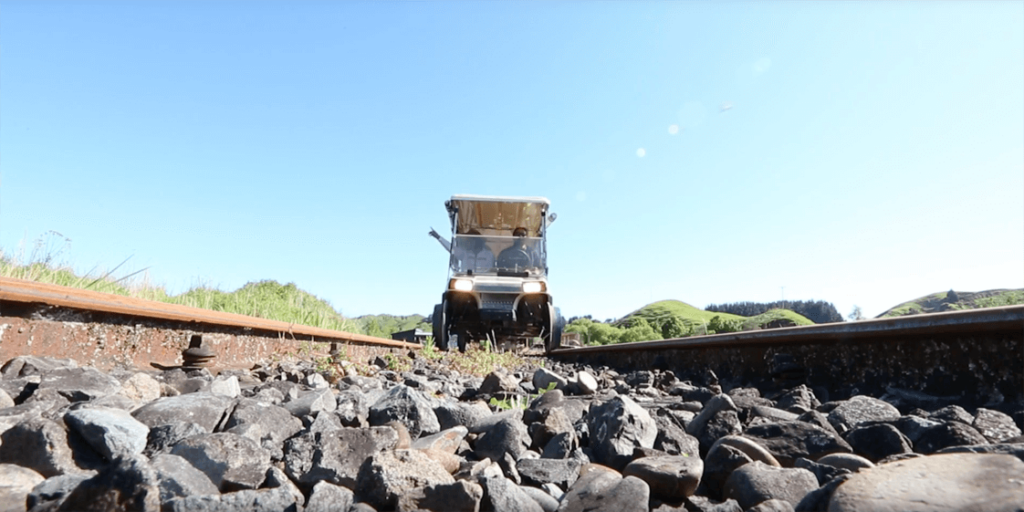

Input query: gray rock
[652,410,699,457]
[524,390,589,425]
[305,481,355,512]
[25,473,92,512]
[144,421,207,457]
[794,473,850,512]
[686,496,744,512]
[165,487,298,512]
[355,449,455,510]
[815,453,874,472]
[117,373,161,404]
[64,407,149,461]
[262,466,305,506]
[54,454,160,512]
[916,421,990,454]
[843,423,912,462]
[396,480,482,512]
[305,410,343,436]
[222,398,303,454]
[336,389,370,427]
[572,371,599,395]
[827,396,900,433]
[701,443,753,500]
[208,376,240,398]
[710,436,780,467]
[471,409,523,434]
[747,406,799,424]
[686,395,737,438]
[880,386,952,411]
[480,474,545,512]
[435,400,492,431]
[131,393,233,433]
[586,396,658,470]
[557,468,650,512]
[533,368,568,392]
[938,442,1024,463]
[828,453,1024,511]
[36,367,121,403]
[742,421,853,466]
[516,457,583,489]
[930,405,974,425]
[369,384,441,439]
[723,461,818,510]
[0,388,16,410]
[0,402,47,439]
[530,406,575,450]
[169,432,270,492]
[474,417,531,462]
[793,457,851,486]
[973,408,1022,443]
[479,370,521,396]
[623,454,703,500]
[412,425,469,454]
[0,417,82,477]
[542,431,579,459]
[0,357,75,378]
[149,453,219,503]
[282,388,336,417]
[748,499,795,512]
[0,463,44,512]
[521,485,560,512]
[283,426,398,490]
[696,410,743,455]
[893,415,943,444]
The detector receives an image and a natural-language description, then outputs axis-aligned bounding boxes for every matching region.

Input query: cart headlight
[522,282,543,293]
[453,279,474,292]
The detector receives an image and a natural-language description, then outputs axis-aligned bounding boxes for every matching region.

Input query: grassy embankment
[0,235,357,332]
[878,289,1024,318]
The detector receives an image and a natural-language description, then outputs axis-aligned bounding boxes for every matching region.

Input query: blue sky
[2,1,1022,321]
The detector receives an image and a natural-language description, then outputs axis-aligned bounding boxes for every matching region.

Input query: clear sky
[2,1,1022,321]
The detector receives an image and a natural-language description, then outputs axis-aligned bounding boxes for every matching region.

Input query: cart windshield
[450,234,545,275]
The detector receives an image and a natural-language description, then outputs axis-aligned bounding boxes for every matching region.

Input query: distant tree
[620,318,661,343]
[706,300,843,324]
[848,305,865,321]
[946,289,959,302]
[661,315,690,339]
[708,315,741,334]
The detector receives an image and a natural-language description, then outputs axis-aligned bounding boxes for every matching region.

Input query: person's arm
[429,228,452,252]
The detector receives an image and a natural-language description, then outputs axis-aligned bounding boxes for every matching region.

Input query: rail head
[551,304,1024,354]
[0,277,420,350]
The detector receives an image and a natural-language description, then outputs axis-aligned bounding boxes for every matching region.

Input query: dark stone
[843,423,913,462]
[743,421,853,466]
[55,455,160,512]
[915,422,990,454]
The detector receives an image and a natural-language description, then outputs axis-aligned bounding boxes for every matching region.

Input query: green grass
[617,300,746,327]
[1,232,359,333]
[740,308,815,329]
[974,290,1024,308]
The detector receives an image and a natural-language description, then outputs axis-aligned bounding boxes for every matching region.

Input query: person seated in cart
[429,228,494,273]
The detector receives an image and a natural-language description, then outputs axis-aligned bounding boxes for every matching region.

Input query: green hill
[567,299,814,346]
[878,289,1024,318]
[617,300,813,332]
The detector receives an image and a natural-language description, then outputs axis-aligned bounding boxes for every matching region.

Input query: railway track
[552,305,1024,408]
[1,276,1020,407]
[0,277,418,370]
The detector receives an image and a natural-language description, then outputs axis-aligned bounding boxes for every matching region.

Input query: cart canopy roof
[448,195,550,237]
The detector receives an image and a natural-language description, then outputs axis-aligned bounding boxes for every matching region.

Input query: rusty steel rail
[0,277,418,350]
[551,304,1024,354]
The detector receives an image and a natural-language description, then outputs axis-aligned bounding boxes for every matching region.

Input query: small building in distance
[391,329,430,344]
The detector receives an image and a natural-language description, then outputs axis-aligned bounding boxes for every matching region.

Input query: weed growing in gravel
[489,381,557,410]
